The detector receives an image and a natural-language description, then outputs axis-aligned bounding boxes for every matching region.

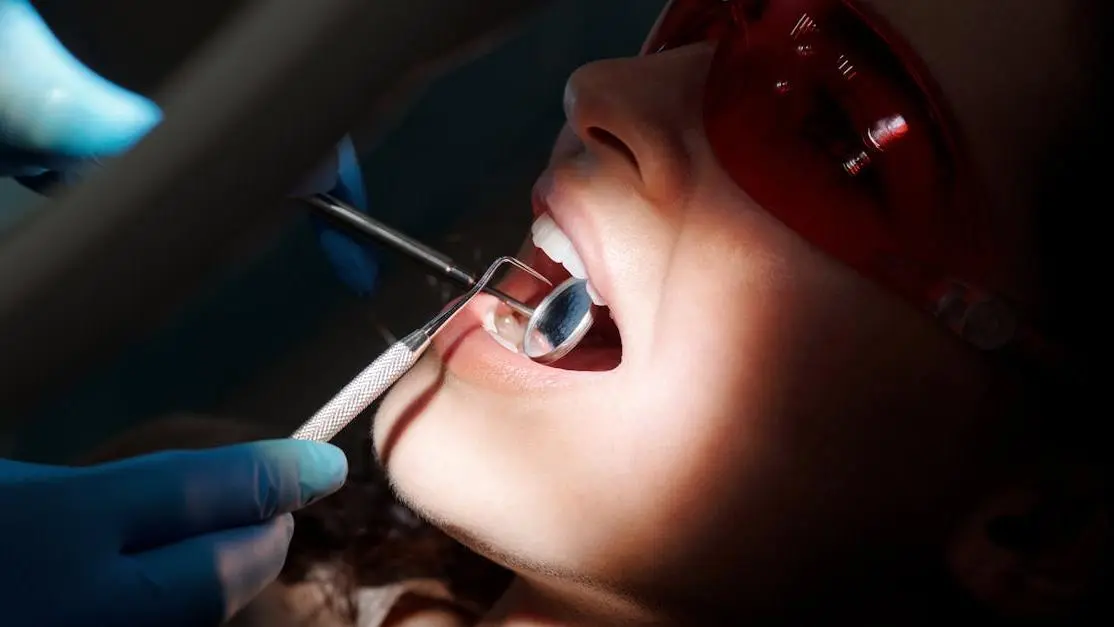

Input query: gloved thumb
[0,0,161,168]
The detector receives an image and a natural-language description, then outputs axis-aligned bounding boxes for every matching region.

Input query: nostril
[586,126,639,174]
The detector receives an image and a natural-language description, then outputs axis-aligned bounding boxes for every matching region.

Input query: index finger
[91,439,347,552]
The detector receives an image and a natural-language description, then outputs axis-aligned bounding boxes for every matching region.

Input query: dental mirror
[522,277,596,363]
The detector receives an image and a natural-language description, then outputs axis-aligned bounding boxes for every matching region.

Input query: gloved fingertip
[77,89,162,154]
[317,226,381,295]
[286,440,348,506]
[278,512,295,540]
[0,0,162,157]
[335,135,368,209]
[307,136,379,294]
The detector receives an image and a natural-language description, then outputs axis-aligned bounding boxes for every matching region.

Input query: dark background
[1,0,662,462]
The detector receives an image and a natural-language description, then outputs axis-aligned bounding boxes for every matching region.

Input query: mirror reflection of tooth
[484,301,527,353]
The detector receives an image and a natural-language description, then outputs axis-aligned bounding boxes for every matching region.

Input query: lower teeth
[484,302,527,353]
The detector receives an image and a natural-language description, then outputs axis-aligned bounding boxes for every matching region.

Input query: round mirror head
[522,277,595,363]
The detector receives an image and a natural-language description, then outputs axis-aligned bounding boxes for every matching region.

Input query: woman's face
[373,26,1014,618]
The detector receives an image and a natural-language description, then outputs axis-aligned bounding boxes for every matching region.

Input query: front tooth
[550,240,577,265]
[530,213,607,306]
[586,282,605,306]
[530,213,559,243]
[561,255,587,279]
[532,218,558,243]
[530,214,574,264]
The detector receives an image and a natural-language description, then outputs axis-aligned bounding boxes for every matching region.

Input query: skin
[372,2,1108,625]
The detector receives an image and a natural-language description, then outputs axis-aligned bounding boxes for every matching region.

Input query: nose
[561,44,714,202]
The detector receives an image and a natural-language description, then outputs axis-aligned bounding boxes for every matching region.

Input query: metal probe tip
[302,193,535,317]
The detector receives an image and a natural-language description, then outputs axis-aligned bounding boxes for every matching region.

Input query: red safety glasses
[643,0,1059,365]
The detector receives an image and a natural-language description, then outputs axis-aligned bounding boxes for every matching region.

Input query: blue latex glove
[0,0,160,177]
[0,0,381,294]
[0,439,348,627]
[312,135,381,295]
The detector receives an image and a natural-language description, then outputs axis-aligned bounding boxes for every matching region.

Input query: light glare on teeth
[530,214,606,306]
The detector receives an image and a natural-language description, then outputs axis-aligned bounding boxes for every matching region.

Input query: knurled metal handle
[290,331,428,441]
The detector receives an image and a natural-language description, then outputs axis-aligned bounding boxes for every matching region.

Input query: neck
[478,577,671,627]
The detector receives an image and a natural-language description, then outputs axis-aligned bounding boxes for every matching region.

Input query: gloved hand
[0,0,381,294]
[0,439,348,627]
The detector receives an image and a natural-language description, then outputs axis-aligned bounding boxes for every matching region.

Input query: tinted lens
[644,0,991,320]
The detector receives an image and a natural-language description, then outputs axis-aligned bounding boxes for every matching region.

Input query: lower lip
[431,292,602,393]
[429,244,598,391]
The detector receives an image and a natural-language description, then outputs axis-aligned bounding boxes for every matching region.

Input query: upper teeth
[530,214,606,306]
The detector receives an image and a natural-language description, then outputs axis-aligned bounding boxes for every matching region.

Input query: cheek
[652,218,998,521]
[565,217,805,547]
[643,198,800,398]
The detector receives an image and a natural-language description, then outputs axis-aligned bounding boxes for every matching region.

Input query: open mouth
[482,213,623,373]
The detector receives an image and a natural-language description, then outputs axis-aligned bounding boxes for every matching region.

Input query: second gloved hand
[0,0,381,294]
[0,439,348,627]
[0,0,160,177]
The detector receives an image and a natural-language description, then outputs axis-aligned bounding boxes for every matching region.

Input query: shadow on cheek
[378,330,473,466]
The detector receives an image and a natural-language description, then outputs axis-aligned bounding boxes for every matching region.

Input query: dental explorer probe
[290,256,547,442]
[303,193,533,318]
[303,192,599,365]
